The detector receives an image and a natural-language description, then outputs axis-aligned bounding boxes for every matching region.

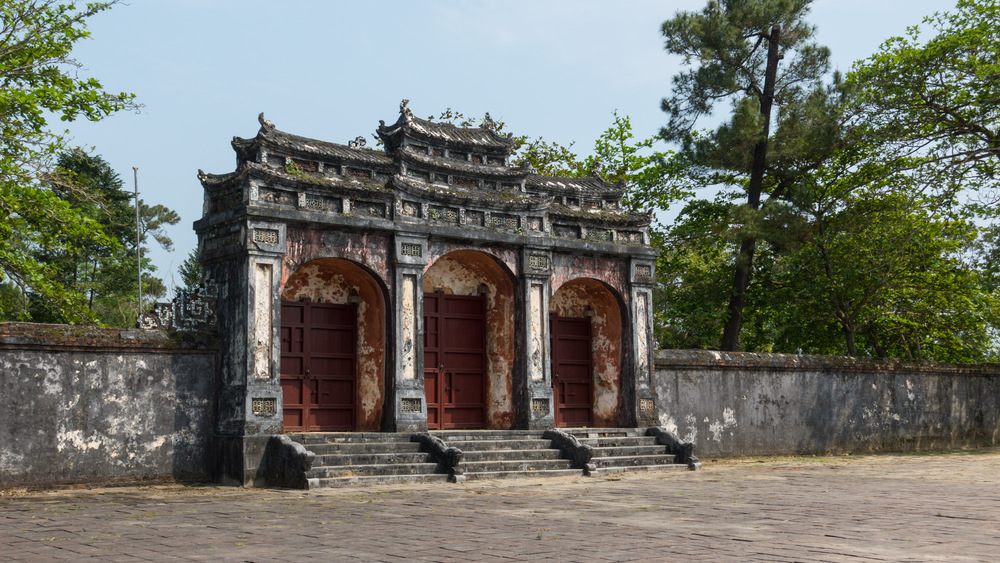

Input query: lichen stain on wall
[550,279,623,427]
[282,227,391,292]
[282,258,386,431]
[551,254,627,302]
[423,250,515,429]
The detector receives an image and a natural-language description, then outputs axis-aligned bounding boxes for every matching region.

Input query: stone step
[464,468,583,481]
[305,442,423,455]
[588,464,690,477]
[308,462,441,478]
[430,430,546,440]
[442,438,555,451]
[288,432,413,445]
[589,445,669,458]
[313,452,433,466]
[591,454,675,468]
[461,448,564,462]
[308,473,451,488]
[460,458,573,473]
[577,436,659,448]
[563,427,647,438]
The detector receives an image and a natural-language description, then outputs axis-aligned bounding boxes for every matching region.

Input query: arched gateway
[196,101,658,484]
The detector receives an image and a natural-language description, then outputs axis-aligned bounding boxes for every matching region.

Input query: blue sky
[64,0,955,291]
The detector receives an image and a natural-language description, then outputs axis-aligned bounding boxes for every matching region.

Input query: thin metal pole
[133,166,142,315]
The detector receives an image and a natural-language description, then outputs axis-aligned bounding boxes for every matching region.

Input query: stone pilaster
[629,257,659,427]
[521,247,554,429]
[392,233,428,432]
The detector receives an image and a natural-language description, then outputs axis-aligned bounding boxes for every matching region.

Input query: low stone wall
[655,350,1000,458]
[0,323,217,488]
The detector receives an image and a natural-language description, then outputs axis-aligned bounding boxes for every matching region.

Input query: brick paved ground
[2,448,999,562]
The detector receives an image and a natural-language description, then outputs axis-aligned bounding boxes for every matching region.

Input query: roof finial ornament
[258,112,275,130]
[348,135,367,149]
[481,112,496,131]
[399,99,413,120]
[592,160,604,177]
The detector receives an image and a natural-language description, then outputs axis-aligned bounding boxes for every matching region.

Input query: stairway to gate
[562,428,692,477]
[433,430,580,481]
[286,432,451,488]
[286,428,694,489]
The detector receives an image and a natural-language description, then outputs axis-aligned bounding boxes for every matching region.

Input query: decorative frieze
[401,398,422,414]
[586,228,613,242]
[489,213,518,231]
[528,254,548,272]
[252,229,279,245]
[203,231,241,252]
[252,398,277,416]
[635,264,653,283]
[531,398,549,416]
[354,200,387,218]
[553,224,580,239]
[428,205,459,224]
[465,210,484,226]
[400,243,422,257]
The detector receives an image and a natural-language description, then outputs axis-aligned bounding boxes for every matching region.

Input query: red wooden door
[424,291,487,429]
[551,314,593,427]
[280,300,357,432]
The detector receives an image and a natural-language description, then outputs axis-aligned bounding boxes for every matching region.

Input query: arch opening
[423,250,516,429]
[280,258,387,431]
[550,278,624,428]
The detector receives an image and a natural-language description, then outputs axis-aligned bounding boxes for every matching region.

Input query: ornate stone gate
[196,101,659,485]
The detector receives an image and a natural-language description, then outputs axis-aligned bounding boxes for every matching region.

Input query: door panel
[280,300,357,432]
[551,315,593,427]
[424,291,487,429]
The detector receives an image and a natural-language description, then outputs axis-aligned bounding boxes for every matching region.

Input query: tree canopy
[660,0,830,350]
[849,0,1000,185]
[0,0,138,322]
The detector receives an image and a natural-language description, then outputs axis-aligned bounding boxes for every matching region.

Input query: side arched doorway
[280,258,387,432]
[550,278,624,428]
[422,250,516,430]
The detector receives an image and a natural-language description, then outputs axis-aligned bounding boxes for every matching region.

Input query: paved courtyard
[2,448,999,562]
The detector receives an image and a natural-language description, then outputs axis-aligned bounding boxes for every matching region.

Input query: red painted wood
[551,315,593,427]
[424,291,487,429]
[280,300,357,431]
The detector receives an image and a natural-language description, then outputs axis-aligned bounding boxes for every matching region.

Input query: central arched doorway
[422,250,516,430]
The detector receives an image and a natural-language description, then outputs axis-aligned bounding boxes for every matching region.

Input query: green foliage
[849,0,1000,185]
[0,0,138,322]
[6,150,179,327]
[660,0,832,350]
[177,249,203,293]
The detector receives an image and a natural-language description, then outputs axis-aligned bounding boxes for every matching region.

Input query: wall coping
[654,349,1000,377]
[0,322,218,353]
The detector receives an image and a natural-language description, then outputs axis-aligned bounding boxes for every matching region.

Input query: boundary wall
[655,350,1000,458]
[0,323,218,489]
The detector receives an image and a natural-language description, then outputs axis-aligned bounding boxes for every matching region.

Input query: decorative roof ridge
[198,164,249,189]
[377,100,516,152]
[548,204,652,227]
[526,174,626,197]
[241,161,393,195]
[398,145,527,179]
[392,174,553,211]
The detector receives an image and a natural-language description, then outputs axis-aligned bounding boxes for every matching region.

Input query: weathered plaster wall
[281,258,386,430]
[551,254,628,301]
[423,250,515,428]
[0,324,217,488]
[550,280,623,427]
[655,350,1000,458]
[283,227,392,289]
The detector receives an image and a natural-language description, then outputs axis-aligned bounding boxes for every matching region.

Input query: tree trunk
[720,24,782,351]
